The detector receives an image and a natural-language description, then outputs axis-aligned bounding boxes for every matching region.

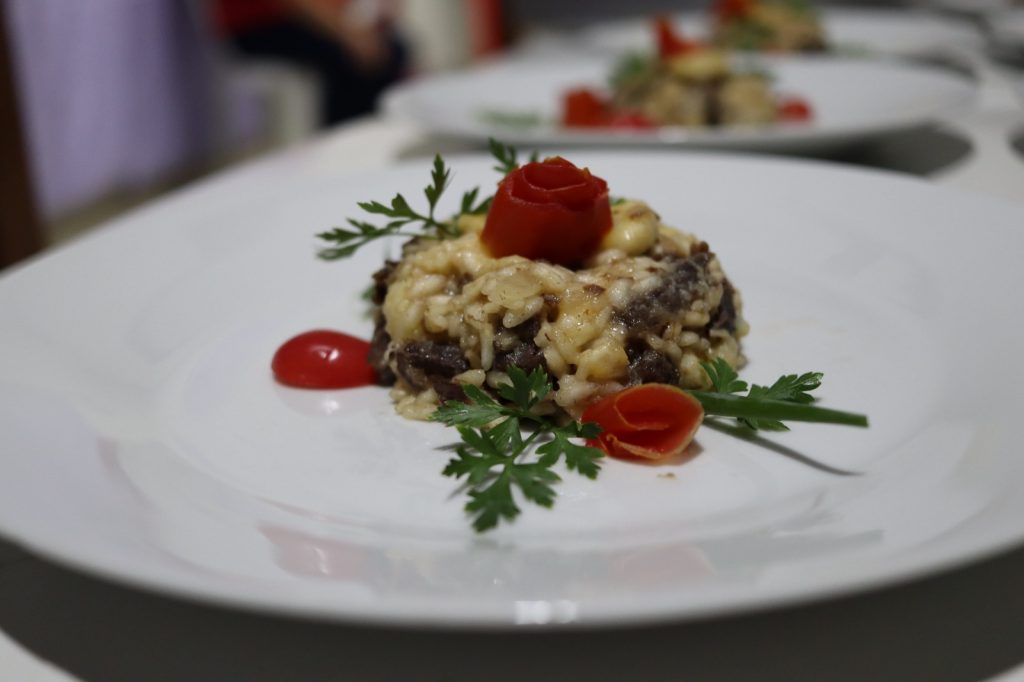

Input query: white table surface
[2,54,1023,682]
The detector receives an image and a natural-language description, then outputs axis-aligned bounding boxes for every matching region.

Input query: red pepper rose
[581,384,704,461]
[481,157,613,267]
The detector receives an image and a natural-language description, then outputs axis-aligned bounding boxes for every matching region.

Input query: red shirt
[214,0,288,34]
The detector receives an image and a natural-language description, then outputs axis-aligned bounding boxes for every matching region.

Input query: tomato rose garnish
[654,16,700,58]
[715,0,755,20]
[563,88,610,128]
[481,157,613,267]
[581,384,704,461]
[562,89,655,130]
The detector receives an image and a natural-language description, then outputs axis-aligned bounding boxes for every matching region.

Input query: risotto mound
[368,200,747,420]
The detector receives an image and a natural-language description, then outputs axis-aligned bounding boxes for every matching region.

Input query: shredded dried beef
[369,260,398,305]
[395,341,469,402]
[626,341,680,386]
[710,279,738,333]
[703,78,725,127]
[493,317,547,374]
[368,317,395,386]
[616,252,711,333]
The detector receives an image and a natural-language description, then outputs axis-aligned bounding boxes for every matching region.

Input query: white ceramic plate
[383,56,974,153]
[2,151,1024,627]
[578,7,981,57]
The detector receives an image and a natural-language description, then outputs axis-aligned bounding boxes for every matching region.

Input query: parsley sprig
[458,186,493,216]
[431,367,603,532]
[317,155,458,259]
[690,358,868,431]
[318,140,538,260]
[609,52,654,90]
[489,138,539,176]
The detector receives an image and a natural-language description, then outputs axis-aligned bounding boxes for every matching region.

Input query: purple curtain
[4,0,219,217]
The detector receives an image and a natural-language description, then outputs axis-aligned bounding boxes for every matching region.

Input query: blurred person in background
[214,0,408,125]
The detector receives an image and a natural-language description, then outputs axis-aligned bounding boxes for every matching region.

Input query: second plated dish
[383,55,974,153]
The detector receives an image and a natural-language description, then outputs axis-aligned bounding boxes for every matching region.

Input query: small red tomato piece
[581,384,704,461]
[272,330,376,389]
[779,97,813,122]
[563,88,610,128]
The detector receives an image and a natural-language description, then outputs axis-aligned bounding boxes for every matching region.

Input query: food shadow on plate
[1012,126,1024,158]
[834,126,972,177]
[393,126,974,179]
[435,414,856,485]
[702,418,860,477]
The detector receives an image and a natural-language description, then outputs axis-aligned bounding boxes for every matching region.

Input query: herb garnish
[317,155,457,259]
[690,358,868,431]
[489,138,539,176]
[609,52,654,90]
[431,360,866,533]
[478,109,544,130]
[458,186,493,216]
[318,140,539,260]
[431,367,603,532]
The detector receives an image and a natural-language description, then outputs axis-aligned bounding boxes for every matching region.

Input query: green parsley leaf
[509,463,560,508]
[424,154,451,212]
[432,384,505,428]
[701,357,749,394]
[692,363,867,432]
[478,109,544,130]
[495,366,550,411]
[536,431,603,479]
[459,186,493,216]
[732,19,774,51]
[431,366,605,533]
[609,52,654,90]
[753,371,822,404]
[318,155,458,260]
[782,0,814,15]
[489,137,520,175]
[466,475,519,532]
[489,414,525,453]
[442,445,496,485]
[740,371,822,430]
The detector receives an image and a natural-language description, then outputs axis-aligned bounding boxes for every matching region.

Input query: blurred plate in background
[383,56,975,153]
[578,7,982,58]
